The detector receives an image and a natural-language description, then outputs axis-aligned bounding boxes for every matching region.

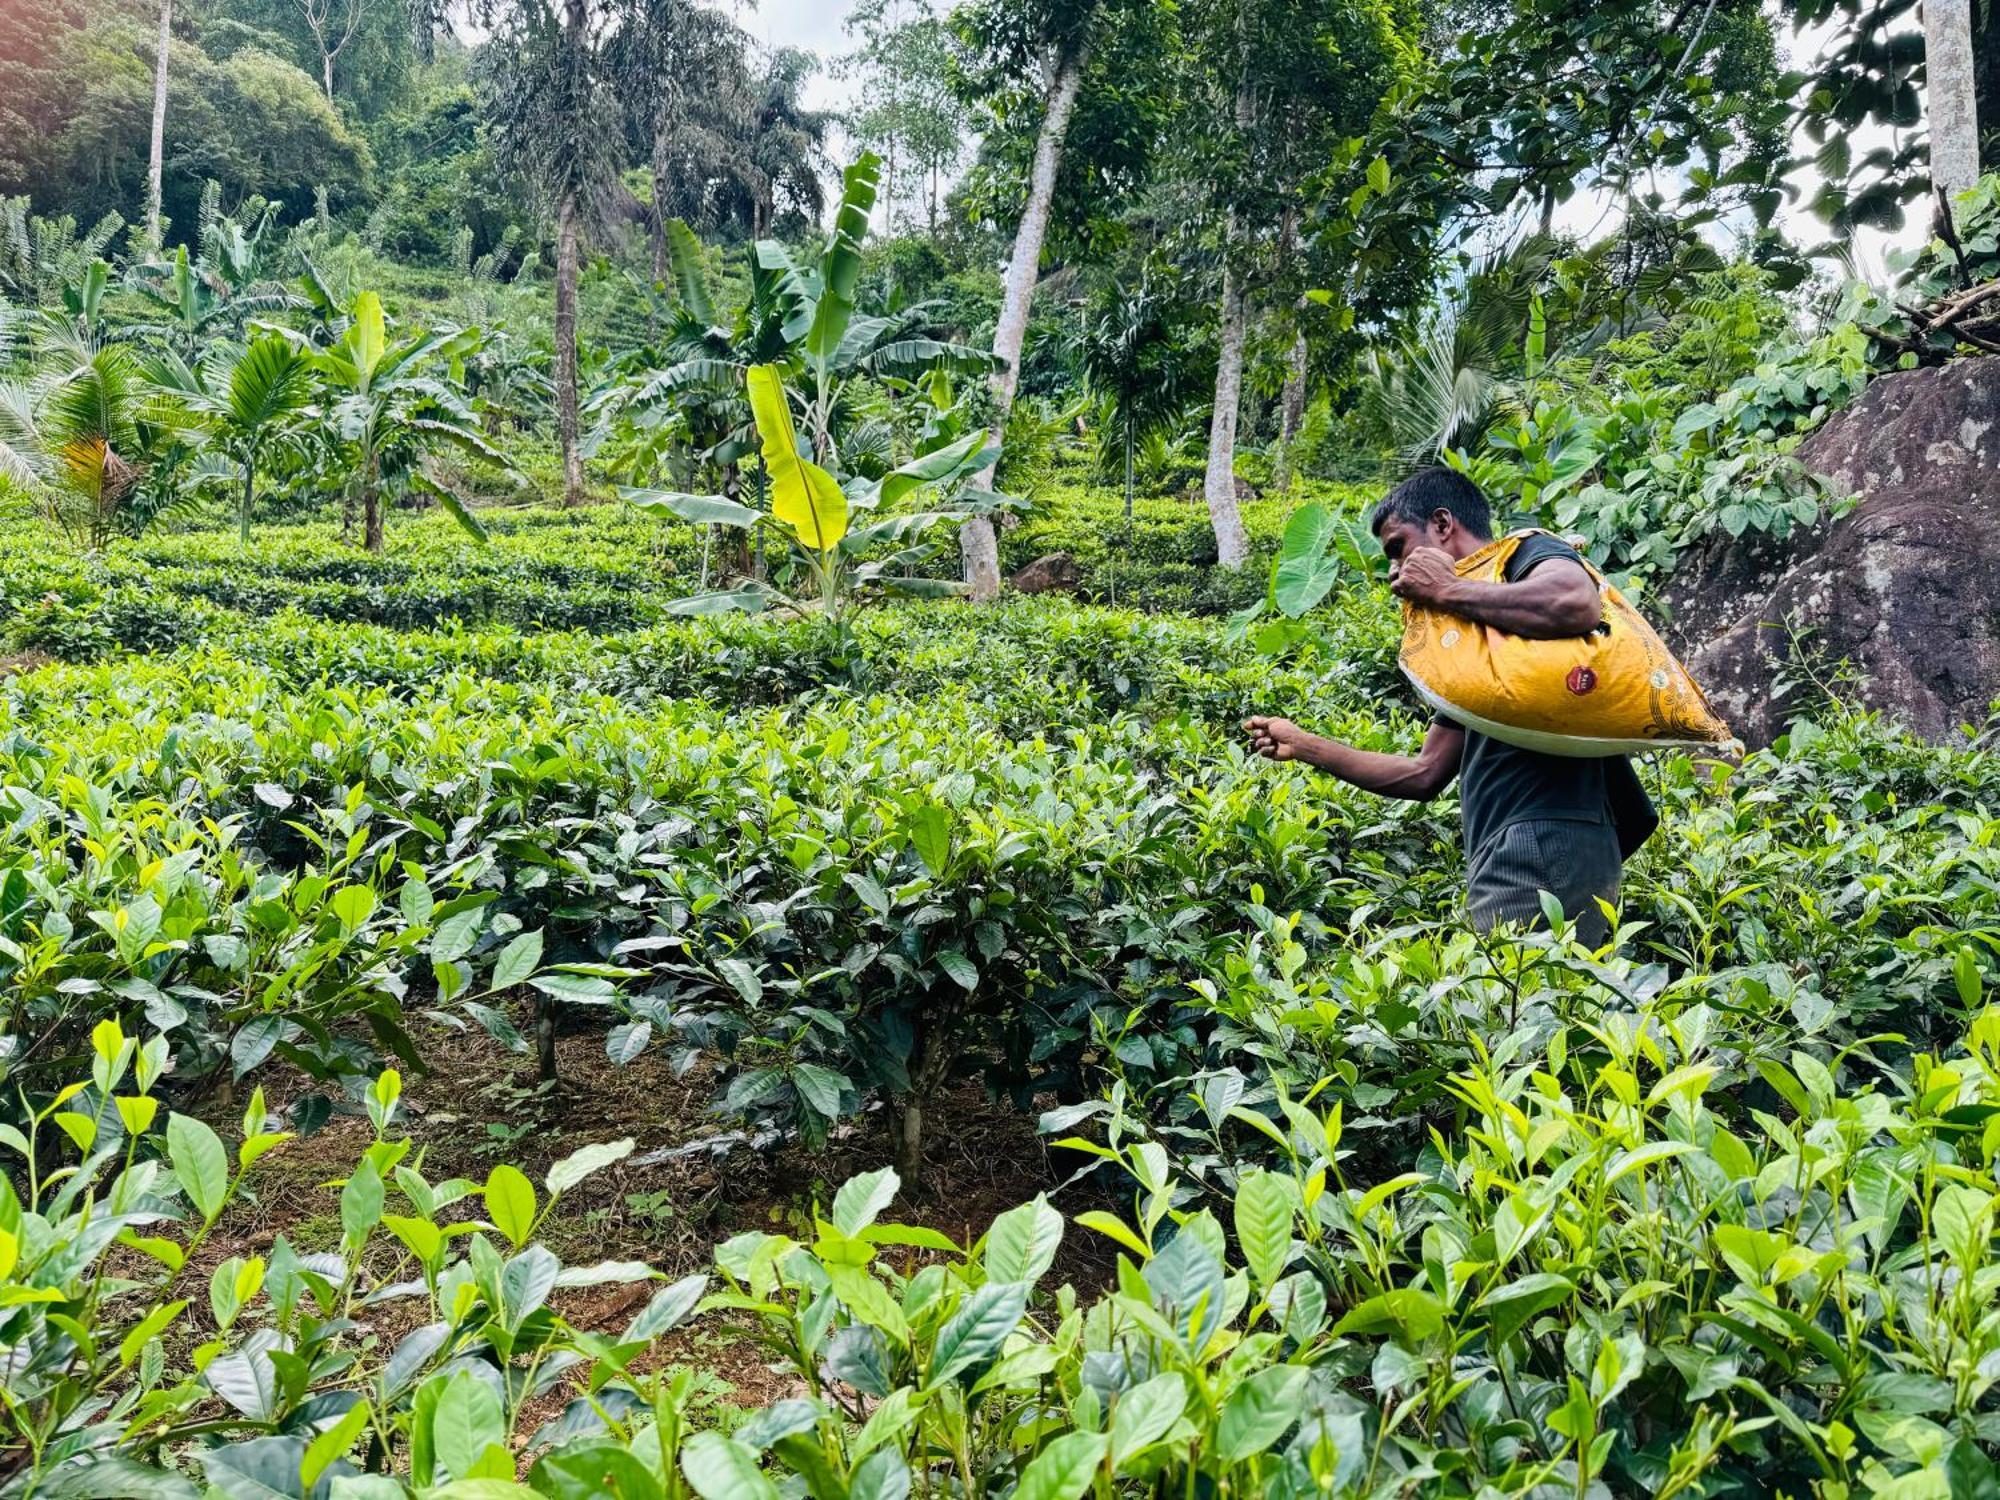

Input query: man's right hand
[1243,716,1312,762]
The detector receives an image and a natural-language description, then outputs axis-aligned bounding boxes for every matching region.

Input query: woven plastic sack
[1399,530,1734,757]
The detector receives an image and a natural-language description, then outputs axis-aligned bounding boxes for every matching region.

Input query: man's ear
[1429,508,1454,544]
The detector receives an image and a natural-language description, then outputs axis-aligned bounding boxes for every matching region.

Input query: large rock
[1662,358,2000,746]
[1010,552,1082,594]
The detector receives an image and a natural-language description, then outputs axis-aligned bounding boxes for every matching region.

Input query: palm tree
[1079,277,1203,519]
[0,332,184,550]
[476,0,622,508]
[145,335,313,544]
[309,291,505,552]
[742,48,835,237]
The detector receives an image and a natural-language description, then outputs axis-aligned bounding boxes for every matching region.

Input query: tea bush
[21,994,2000,1496]
[0,480,1385,660]
[11,488,2000,1495]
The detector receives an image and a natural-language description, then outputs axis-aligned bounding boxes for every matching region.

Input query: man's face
[1376,508,1476,585]
[1376,514,1439,588]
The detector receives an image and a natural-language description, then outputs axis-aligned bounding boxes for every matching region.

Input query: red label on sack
[1566,665,1598,696]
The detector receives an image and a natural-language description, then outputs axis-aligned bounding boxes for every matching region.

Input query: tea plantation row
[0,482,1356,661]
[9,544,2000,1493]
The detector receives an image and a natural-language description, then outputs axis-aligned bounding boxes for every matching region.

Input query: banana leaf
[746,365,847,553]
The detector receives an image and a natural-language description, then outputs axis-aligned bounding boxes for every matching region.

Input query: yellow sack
[1400,530,1733,757]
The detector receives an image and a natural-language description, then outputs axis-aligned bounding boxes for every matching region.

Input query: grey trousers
[1466,817,1623,945]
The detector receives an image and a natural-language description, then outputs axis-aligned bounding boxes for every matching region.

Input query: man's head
[1368,468,1493,580]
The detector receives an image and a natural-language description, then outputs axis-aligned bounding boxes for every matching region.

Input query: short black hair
[1368,467,1492,542]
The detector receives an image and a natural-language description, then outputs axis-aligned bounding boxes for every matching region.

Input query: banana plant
[127,236,298,358]
[623,362,1003,617]
[142,334,314,544]
[305,291,506,553]
[597,156,998,493]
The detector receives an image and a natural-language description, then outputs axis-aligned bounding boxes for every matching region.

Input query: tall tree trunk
[146,0,171,252]
[1273,328,1308,496]
[648,132,670,343]
[554,190,585,508]
[1202,35,1256,571]
[1927,0,1981,197]
[1271,206,1306,497]
[1203,236,1253,569]
[363,466,383,553]
[960,40,1091,601]
[322,50,336,100]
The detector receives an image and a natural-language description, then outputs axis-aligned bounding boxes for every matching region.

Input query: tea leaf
[483,1164,537,1248]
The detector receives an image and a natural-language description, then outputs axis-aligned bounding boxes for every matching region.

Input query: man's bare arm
[1243,717,1464,801]
[1393,549,1602,638]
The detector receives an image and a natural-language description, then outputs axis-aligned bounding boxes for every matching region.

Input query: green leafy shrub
[24,998,2000,1496]
[2,1027,711,1496]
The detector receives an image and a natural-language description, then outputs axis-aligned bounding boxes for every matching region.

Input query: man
[1244,467,1657,943]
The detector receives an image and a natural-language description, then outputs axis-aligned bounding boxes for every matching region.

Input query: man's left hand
[1390,546,1459,607]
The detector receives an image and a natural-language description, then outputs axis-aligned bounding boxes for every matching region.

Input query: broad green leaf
[846,1449,912,1500]
[825,1263,911,1343]
[1110,1373,1188,1464]
[746,365,847,551]
[302,1399,373,1491]
[329,885,376,932]
[1218,1365,1310,1462]
[626,1274,708,1339]
[1143,1232,1225,1349]
[167,1113,230,1222]
[660,584,782,616]
[202,1435,312,1499]
[1074,1210,1150,1259]
[1478,1271,1574,1346]
[664,219,716,322]
[934,949,977,991]
[621,487,760,527]
[119,1299,186,1370]
[791,1063,848,1120]
[484,1164,537,1248]
[1012,1432,1107,1500]
[877,429,997,509]
[605,1019,651,1064]
[531,1440,666,1500]
[546,1138,634,1196]
[1711,1222,1790,1285]
[348,291,386,384]
[1233,1169,1293,1290]
[340,1158,385,1248]
[833,1168,901,1237]
[681,1431,779,1500]
[804,153,880,365]
[984,1196,1063,1287]
[527,973,616,1005]
[927,1280,1029,1385]
[490,930,542,991]
[430,1370,509,1482]
[1273,504,1342,618]
[1331,1286,1446,1344]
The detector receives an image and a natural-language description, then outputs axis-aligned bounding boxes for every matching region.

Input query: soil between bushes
[164,1010,1124,1450]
